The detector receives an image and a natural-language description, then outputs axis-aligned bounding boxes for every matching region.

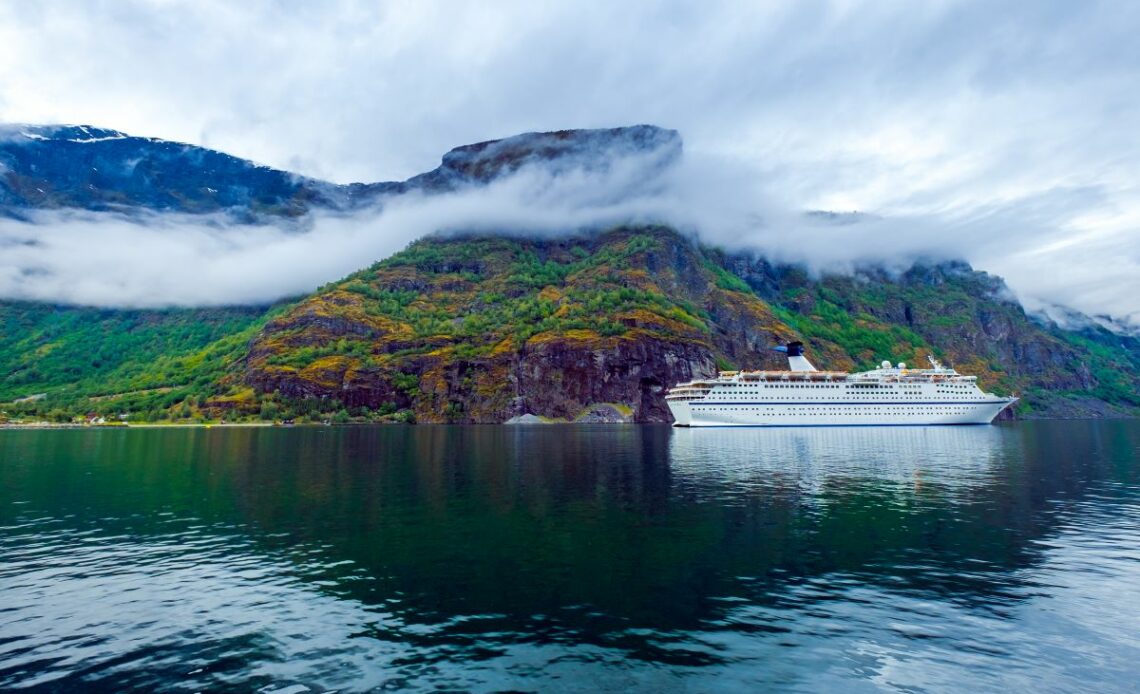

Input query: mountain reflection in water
[1,422,1138,691]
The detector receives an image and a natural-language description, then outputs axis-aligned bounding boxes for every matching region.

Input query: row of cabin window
[718,381,962,387]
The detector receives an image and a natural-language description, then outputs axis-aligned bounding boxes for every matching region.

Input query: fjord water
[2,423,1139,692]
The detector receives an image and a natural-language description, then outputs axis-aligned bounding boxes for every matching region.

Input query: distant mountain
[0,124,344,220]
[1030,302,1140,338]
[0,123,680,221]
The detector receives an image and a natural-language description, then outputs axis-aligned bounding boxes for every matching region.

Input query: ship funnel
[782,341,817,372]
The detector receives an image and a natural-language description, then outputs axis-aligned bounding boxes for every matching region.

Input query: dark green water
[1,422,1139,692]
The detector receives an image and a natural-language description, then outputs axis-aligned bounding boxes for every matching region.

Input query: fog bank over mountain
[0,126,1136,328]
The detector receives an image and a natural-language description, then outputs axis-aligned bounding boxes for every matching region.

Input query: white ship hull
[667,399,1016,427]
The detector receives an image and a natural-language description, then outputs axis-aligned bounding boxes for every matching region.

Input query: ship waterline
[666,342,1017,427]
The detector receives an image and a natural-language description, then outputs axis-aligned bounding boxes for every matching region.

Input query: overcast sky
[1,0,1138,322]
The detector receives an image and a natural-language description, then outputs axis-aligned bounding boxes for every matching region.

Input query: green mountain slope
[0,302,279,420]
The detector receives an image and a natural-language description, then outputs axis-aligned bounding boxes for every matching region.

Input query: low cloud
[0,145,678,307]
[2,146,1137,330]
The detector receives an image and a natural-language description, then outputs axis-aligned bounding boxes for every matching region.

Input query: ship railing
[738,370,848,382]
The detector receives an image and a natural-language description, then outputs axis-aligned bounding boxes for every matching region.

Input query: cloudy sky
[1,0,1138,322]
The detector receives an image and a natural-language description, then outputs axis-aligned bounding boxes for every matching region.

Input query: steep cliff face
[402,125,681,192]
[718,253,1140,415]
[243,226,795,422]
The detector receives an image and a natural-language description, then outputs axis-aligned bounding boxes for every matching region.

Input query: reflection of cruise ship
[667,424,1011,489]
[665,342,1017,427]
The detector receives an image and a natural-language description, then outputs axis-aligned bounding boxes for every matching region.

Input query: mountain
[0,123,679,220]
[7,224,1136,424]
[0,125,345,220]
[1,124,1137,423]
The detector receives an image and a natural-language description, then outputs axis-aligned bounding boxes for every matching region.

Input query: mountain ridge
[1,123,680,221]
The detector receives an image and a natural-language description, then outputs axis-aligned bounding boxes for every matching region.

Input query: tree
[259,401,280,421]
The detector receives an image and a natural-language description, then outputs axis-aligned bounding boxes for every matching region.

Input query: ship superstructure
[665,342,1017,427]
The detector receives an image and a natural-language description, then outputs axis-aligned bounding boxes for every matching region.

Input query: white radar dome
[898,362,906,369]
[881,360,891,369]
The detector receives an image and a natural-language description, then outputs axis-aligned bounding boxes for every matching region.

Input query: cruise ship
[665,342,1017,427]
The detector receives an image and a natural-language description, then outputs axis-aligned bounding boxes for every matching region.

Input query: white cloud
[0,0,1138,320]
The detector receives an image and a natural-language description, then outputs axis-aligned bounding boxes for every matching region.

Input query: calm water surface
[2,422,1139,692]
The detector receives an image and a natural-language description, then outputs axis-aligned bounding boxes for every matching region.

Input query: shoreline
[2,416,1138,430]
[0,421,283,430]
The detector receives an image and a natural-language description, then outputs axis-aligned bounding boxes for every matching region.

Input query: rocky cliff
[242,226,794,422]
